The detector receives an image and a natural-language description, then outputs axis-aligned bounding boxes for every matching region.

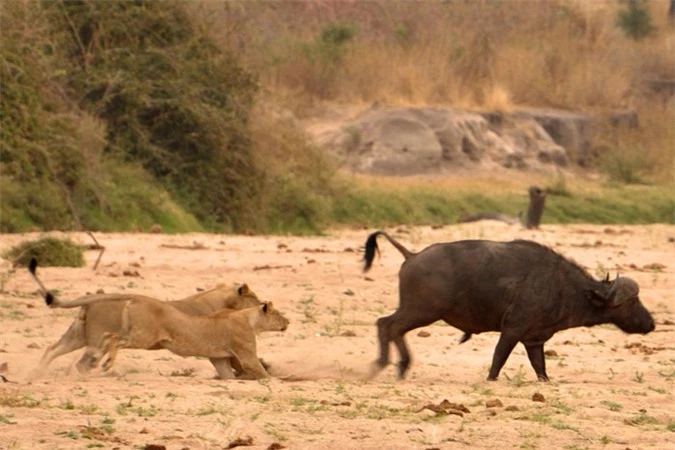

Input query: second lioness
[99,300,289,379]
[31,263,263,375]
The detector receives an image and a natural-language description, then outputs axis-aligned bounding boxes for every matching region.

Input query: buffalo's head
[593,275,655,334]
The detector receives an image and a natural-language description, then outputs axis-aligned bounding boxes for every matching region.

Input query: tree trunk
[525,186,546,229]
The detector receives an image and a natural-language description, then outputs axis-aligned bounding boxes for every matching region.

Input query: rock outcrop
[312,106,584,175]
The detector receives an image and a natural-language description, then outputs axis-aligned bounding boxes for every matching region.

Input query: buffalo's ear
[586,289,607,308]
[238,284,250,296]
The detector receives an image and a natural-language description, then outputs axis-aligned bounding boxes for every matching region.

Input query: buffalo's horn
[606,273,620,303]
[606,274,640,306]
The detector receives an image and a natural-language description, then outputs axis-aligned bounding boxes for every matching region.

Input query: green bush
[600,146,653,184]
[3,237,84,268]
[41,1,261,231]
[616,1,655,40]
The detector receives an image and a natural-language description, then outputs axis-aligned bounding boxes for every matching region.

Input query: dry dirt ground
[0,223,673,450]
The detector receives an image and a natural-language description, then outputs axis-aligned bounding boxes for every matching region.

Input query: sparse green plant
[3,237,84,268]
[600,146,652,185]
[517,412,552,424]
[616,0,655,40]
[57,430,79,440]
[60,400,75,410]
[601,400,622,411]
[633,371,644,383]
[299,296,317,323]
[303,22,356,65]
[0,393,42,408]
[196,406,220,416]
[79,404,100,415]
[551,421,579,432]
[648,386,666,394]
[0,413,16,424]
[264,422,287,441]
[546,169,571,197]
[504,365,528,387]
[100,417,115,433]
[624,411,659,426]
[170,367,196,377]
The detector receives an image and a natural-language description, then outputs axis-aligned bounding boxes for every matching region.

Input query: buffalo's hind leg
[523,342,549,382]
[392,335,412,379]
[369,315,394,379]
[378,308,444,380]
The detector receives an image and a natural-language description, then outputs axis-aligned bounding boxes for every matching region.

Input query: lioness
[28,259,265,376]
[95,300,289,379]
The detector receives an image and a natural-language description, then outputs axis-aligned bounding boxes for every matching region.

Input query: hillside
[1,0,674,234]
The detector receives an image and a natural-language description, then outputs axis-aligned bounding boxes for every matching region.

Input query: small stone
[532,392,546,403]
[267,444,286,450]
[485,398,503,408]
[417,330,431,338]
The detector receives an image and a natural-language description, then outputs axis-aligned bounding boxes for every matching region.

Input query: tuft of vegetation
[3,237,84,268]
[617,0,656,40]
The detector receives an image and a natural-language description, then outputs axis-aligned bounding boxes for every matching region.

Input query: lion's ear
[238,284,250,296]
[261,302,268,313]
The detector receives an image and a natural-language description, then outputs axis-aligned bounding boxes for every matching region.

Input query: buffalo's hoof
[537,375,550,382]
[366,360,387,380]
[486,375,498,381]
[397,362,410,380]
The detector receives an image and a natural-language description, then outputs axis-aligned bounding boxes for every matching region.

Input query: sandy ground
[0,222,673,450]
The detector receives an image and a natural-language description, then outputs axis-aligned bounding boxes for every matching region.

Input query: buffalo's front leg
[524,342,549,382]
[487,333,519,381]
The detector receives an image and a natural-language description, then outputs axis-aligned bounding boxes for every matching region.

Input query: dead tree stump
[525,186,546,229]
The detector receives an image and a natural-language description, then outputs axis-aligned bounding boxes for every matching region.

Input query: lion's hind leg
[209,357,236,380]
[32,318,86,377]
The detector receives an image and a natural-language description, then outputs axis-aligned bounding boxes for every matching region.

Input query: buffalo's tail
[363,231,415,272]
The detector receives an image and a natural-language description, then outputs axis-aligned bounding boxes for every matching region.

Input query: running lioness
[29,259,271,377]
[96,300,289,379]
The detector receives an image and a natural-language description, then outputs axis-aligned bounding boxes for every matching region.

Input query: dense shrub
[3,237,84,268]
[41,1,260,231]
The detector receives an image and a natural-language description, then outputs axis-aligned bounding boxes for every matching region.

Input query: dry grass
[187,0,675,181]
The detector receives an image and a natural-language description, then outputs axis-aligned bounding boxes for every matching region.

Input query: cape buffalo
[363,231,655,381]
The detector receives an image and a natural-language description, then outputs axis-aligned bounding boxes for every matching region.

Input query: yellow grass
[189,0,675,181]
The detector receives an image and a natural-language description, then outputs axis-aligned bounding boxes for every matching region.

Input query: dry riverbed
[0,222,673,450]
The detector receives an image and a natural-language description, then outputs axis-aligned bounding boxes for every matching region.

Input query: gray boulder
[316,106,572,175]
